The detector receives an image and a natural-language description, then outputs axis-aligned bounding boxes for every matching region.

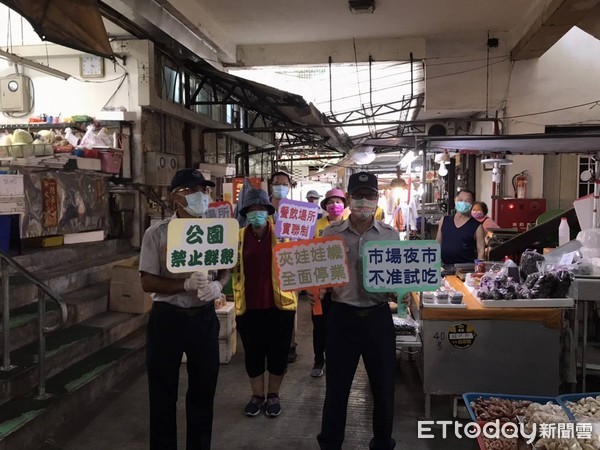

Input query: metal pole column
[36,289,50,399]
[583,301,589,392]
[1,259,12,371]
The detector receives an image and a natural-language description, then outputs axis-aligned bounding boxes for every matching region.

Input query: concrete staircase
[0,239,146,449]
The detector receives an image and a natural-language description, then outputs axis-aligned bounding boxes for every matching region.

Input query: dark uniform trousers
[146,301,220,450]
[318,301,397,450]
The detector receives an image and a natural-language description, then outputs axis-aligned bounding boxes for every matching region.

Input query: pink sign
[274,198,320,240]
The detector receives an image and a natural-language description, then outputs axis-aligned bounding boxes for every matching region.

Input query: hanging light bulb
[438,163,448,177]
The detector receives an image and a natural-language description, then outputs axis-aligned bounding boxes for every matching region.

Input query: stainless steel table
[411,276,565,418]
[570,276,600,392]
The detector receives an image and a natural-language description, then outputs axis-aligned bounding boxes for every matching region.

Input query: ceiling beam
[100,0,235,67]
[577,3,600,40]
[511,0,600,60]
[235,37,425,67]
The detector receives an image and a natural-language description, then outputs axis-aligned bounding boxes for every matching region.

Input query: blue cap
[170,168,215,191]
[239,189,275,217]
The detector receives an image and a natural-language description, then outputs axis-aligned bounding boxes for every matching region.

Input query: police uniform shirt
[322,218,399,308]
[139,216,217,308]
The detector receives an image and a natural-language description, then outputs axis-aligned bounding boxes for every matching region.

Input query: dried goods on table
[470,396,533,422]
[520,250,545,281]
[565,396,600,421]
[534,435,600,449]
[480,434,517,450]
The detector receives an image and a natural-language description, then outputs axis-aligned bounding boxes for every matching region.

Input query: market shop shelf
[474,296,574,308]
[463,392,559,422]
[557,392,600,422]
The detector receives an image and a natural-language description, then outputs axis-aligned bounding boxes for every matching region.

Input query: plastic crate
[557,392,600,422]
[463,392,559,422]
[99,149,123,174]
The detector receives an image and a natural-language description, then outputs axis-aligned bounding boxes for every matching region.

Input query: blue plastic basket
[463,392,559,422]
[557,392,600,422]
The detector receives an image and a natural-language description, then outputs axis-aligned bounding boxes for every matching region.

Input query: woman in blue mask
[268,171,292,223]
[232,188,297,419]
[436,189,485,266]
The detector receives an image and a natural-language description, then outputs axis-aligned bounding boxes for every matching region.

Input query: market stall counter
[410,276,566,418]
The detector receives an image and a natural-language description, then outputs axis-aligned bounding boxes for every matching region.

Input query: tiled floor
[42,298,474,449]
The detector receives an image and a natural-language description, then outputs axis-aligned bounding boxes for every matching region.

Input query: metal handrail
[0,248,68,399]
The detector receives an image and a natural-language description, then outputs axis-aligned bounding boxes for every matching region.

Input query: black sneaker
[311,361,325,378]
[287,347,298,363]
[244,395,265,417]
[265,394,281,417]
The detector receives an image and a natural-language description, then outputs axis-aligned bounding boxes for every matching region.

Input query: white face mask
[272,185,289,199]
[181,191,210,217]
[349,198,378,219]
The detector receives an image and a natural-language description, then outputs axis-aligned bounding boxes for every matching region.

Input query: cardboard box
[23,235,64,248]
[216,301,235,339]
[64,230,104,244]
[219,329,237,364]
[109,262,152,314]
[94,111,136,122]
[65,157,101,171]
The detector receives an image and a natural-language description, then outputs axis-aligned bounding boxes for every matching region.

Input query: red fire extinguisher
[514,171,528,199]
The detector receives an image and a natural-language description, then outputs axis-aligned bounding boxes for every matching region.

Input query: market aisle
[41,297,472,450]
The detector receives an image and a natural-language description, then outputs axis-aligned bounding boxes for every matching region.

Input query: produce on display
[526,409,599,450]
[523,402,569,435]
[475,266,573,300]
[480,434,517,450]
[564,396,600,421]
[520,250,546,280]
[11,128,33,145]
[469,395,600,450]
[470,396,533,422]
[534,435,600,449]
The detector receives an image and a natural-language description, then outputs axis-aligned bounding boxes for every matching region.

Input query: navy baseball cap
[347,172,378,193]
[169,168,215,191]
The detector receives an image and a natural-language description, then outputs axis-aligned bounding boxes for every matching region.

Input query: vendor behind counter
[436,189,485,268]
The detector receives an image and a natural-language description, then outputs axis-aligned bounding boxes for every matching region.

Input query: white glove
[197,280,222,302]
[183,271,209,292]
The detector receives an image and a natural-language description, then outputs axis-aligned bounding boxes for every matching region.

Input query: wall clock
[79,54,105,78]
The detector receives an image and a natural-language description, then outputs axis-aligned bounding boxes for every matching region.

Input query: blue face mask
[182,191,210,217]
[455,201,472,214]
[246,210,268,227]
[272,185,289,199]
